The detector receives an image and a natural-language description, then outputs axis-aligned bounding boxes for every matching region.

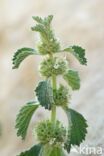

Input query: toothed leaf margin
[64,108,88,146]
[17,144,42,156]
[62,45,87,65]
[12,47,39,69]
[35,80,54,110]
[15,101,39,140]
[63,70,80,90]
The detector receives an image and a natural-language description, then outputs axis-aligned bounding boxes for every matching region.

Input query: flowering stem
[51,75,56,122]
[49,53,57,122]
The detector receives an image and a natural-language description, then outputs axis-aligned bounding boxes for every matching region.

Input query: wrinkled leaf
[32,15,53,26]
[15,101,39,140]
[64,108,88,146]
[18,144,42,156]
[31,24,49,41]
[62,45,87,65]
[63,70,80,90]
[32,16,43,24]
[12,47,38,69]
[44,15,53,26]
[35,80,54,110]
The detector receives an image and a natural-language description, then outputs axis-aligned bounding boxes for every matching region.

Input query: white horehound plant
[12,15,88,156]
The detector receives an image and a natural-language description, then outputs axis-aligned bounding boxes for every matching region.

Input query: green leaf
[31,24,49,41]
[63,70,80,90]
[15,101,39,140]
[32,15,53,26]
[35,80,54,110]
[18,144,42,156]
[31,24,46,34]
[44,15,53,26]
[64,108,88,146]
[12,47,39,69]
[32,16,43,24]
[42,144,66,156]
[62,45,87,65]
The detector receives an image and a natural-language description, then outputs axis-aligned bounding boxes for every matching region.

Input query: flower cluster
[38,39,60,55]
[35,120,66,145]
[54,84,69,107]
[40,57,67,78]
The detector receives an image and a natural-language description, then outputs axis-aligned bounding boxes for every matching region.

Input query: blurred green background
[0,0,104,155]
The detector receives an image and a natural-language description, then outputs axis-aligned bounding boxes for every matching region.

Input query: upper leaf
[63,70,80,90]
[32,15,53,27]
[64,108,88,146]
[35,80,54,110]
[12,47,39,69]
[32,16,43,24]
[15,101,39,140]
[62,45,87,65]
[42,144,66,156]
[31,24,47,35]
[43,15,53,27]
[18,144,42,156]
[31,24,49,41]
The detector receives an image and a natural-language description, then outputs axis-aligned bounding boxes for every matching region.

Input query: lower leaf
[15,101,39,140]
[17,144,42,156]
[64,107,88,152]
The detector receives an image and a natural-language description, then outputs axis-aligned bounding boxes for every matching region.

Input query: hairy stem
[49,53,57,122]
[51,76,56,122]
